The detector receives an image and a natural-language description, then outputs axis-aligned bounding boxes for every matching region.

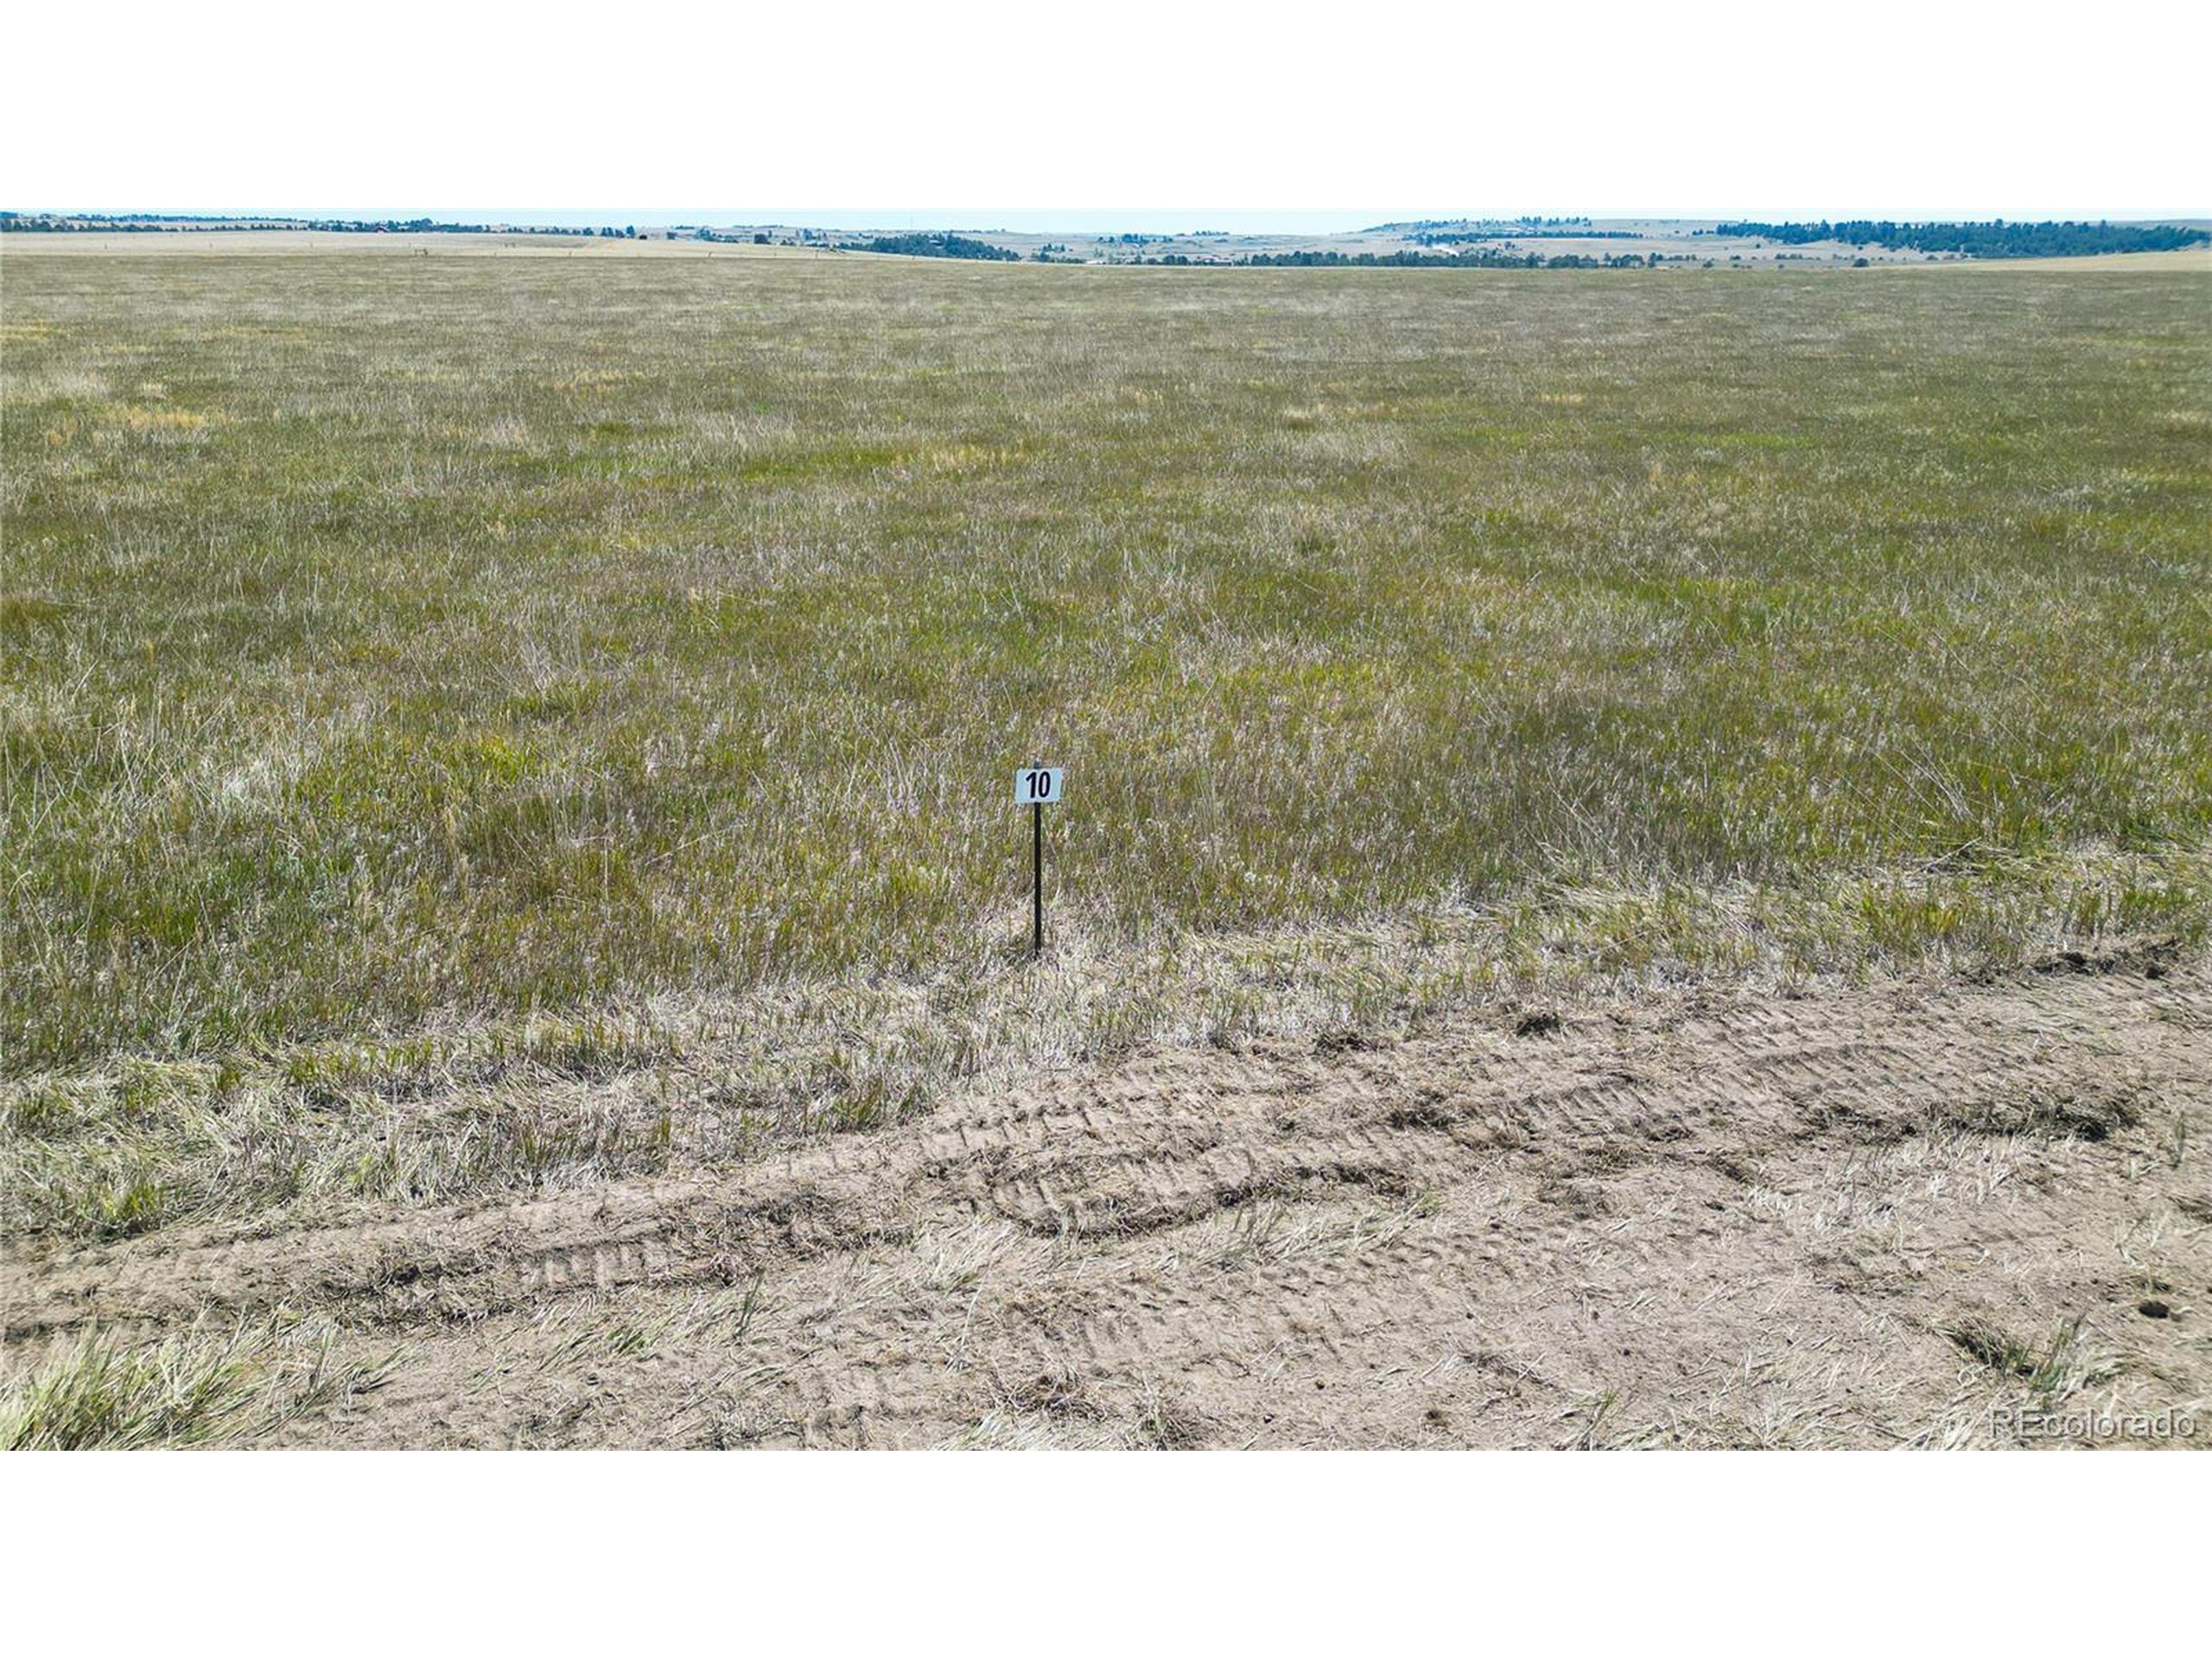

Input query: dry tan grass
[3,244,2206,1449]
[6,251,2206,1079]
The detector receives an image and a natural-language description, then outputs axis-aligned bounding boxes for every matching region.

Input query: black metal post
[1032,797,1044,957]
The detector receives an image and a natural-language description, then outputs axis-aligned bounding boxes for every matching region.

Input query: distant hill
[1710,220,2209,258]
[9,213,2206,266]
[845,232,1020,262]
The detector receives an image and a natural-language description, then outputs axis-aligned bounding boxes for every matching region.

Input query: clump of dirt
[2031,935,2178,980]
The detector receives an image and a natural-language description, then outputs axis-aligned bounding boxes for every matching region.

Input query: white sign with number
[1014,766,1063,804]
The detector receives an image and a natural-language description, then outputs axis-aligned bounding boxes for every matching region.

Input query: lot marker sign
[1015,766,1062,956]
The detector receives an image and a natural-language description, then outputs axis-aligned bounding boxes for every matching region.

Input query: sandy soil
[4,950,2206,1448]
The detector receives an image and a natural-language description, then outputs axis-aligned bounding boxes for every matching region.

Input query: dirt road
[5,950,2206,1447]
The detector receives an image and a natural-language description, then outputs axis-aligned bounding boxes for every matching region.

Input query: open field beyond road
[6,250,2208,1067]
[3,248,2208,1446]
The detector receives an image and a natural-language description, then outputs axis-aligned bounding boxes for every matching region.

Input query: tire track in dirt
[4,961,2207,1446]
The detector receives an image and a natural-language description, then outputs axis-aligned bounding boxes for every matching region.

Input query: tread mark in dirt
[4,964,2208,1448]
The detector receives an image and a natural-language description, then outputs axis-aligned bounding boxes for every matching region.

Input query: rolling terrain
[3,239,2207,1446]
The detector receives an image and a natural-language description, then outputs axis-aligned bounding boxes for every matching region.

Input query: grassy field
[3,245,2209,1238]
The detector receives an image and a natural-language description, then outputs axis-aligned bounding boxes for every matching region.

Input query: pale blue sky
[11,7,2205,226]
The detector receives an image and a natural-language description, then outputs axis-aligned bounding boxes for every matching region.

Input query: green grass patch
[1,253,2207,1073]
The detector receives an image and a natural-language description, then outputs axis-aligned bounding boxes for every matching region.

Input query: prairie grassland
[3,248,2209,1240]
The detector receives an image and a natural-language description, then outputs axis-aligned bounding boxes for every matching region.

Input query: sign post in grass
[1014,766,1063,957]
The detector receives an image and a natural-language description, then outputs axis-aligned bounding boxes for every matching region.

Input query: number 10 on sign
[1015,767,1062,956]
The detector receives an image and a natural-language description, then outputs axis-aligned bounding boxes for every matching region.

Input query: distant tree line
[1235,248,1666,270]
[0,212,640,238]
[847,232,1021,261]
[2,210,301,228]
[1709,219,2209,257]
